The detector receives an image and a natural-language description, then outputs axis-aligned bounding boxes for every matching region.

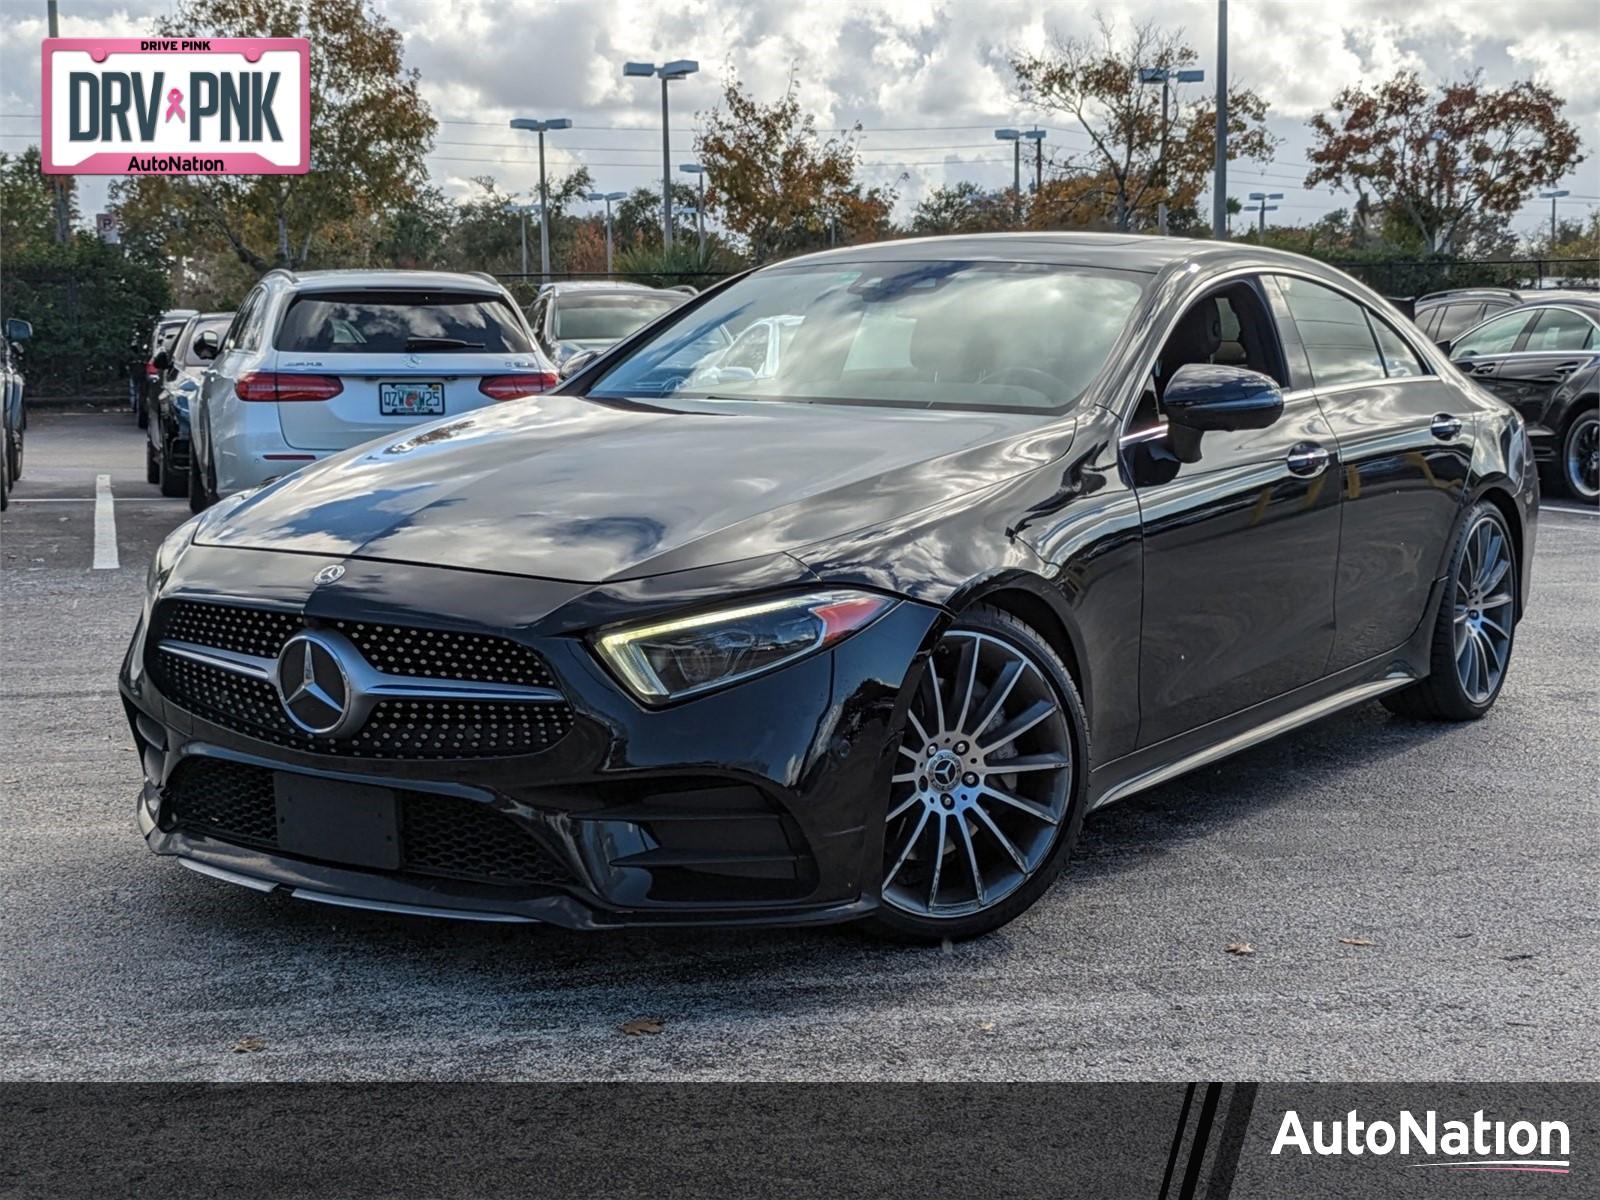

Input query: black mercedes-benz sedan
[122,234,1538,940]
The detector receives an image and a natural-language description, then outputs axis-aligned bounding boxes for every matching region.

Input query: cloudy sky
[5,0,1598,239]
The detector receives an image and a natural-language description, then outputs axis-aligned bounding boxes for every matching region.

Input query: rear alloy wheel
[1560,408,1598,503]
[868,605,1085,941]
[1383,502,1516,721]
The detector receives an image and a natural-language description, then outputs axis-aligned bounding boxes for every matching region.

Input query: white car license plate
[379,382,445,416]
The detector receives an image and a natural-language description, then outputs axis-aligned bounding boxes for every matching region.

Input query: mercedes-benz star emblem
[274,633,352,736]
[313,564,345,585]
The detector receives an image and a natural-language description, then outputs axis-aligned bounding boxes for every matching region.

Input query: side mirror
[558,348,599,380]
[194,330,221,360]
[1162,363,1284,463]
[152,348,172,371]
[4,318,32,342]
[1436,339,1454,354]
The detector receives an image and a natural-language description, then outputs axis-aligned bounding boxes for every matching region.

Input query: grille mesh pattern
[400,792,575,886]
[162,601,301,659]
[164,758,278,848]
[163,759,575,888]
[151,600,573,759]
[336,621,558,688]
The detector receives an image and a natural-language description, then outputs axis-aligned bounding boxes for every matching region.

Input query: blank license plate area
[274,774,401,870]
[379,381,444,416]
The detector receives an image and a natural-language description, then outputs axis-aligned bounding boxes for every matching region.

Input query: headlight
[593,589,895,704]
[147,514,201,593]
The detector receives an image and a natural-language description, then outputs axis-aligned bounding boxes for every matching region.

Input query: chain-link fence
[1328,257,1598,299]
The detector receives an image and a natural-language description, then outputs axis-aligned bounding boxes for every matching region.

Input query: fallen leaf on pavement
[231,1036,266,1053]
[619,1018,665,1036]
[1225,943,1255,956]
[977,1021,996,1033]
[1339,938,1375,947]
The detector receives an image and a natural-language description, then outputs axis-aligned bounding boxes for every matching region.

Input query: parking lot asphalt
[2,407,1597,1082]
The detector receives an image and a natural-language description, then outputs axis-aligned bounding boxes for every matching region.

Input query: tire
[145,439,161,484]
[188,448,211,513]
[1382,501,1516,722]
[1554,406,1598,503]
[158,437,186,497]
[136,389,149,429]
[1,428,10,511]
[863,604,1089,942]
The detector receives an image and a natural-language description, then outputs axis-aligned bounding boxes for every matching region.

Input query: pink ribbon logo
[164,88,185,123]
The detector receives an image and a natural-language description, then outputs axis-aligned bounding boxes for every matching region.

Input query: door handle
[1430,414,1462,440]
[1285,442,1330,477]
[1465,361,1497,376]
[1551,362,1584,377]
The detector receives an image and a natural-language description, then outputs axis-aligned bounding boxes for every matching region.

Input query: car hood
[195,393,1073,583]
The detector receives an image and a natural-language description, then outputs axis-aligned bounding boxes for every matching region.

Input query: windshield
[587,260,1146,412]
[275,291,532,353]
[553,293,680,341]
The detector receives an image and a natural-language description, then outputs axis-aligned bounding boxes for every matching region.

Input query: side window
[1434,303,1485,344]
[1273,276,1385,388]
[223,290,261,352]
[240,291,273,351]
[530,297,549,340]
[1450,311,1536,358]
[1416,307,1443,339]
[1523,308,1596,353]
[1368,314,1428,378]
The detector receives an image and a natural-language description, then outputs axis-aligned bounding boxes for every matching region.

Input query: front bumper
[121,545,941,928]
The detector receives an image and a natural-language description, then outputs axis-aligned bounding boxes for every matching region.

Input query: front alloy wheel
[871,605,1083,941]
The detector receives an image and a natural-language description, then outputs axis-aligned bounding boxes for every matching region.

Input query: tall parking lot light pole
[1539,189,1570,248]
[1022,128,1046,194]
[1247,191,1282,236]
[506,202,533,276]
[1212,0,1229,240]
[1139,65,1204,234]
[587,190,626,276]
[509,117,572,283]
[995,129,1022,221]
[625,60,699,249]
[680,163,707,255]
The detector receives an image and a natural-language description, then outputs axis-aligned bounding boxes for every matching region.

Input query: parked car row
[1416,288,1599,501]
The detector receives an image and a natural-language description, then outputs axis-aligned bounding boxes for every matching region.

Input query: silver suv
[189,269,555,511]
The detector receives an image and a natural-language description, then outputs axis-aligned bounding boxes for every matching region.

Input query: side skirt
[1087,573,1446,811]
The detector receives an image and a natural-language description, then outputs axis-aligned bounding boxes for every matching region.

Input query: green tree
[1305,71,1585,254]
[910,182,1015,235]
[695,75,894,263]
[1,148,76,254]
[1011,17,1276,232]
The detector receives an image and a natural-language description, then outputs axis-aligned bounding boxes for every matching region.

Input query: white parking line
[92,473,119,569]
[1543,502,1597,518]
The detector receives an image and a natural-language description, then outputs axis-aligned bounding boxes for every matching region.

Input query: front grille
[151,600,573,759]
[163,759,575,889]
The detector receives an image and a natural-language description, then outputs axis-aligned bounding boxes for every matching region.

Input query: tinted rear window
[275,290,532,353]
[553,294,680,341]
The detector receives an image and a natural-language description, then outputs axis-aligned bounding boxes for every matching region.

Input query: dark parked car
[527,281,688,367]
[1413,287,1597,350]
[123,234,1537,940]
[1,316,31,504]
[138,310,197,429]
[146,312,232,497]
[1446,297,1598,501]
